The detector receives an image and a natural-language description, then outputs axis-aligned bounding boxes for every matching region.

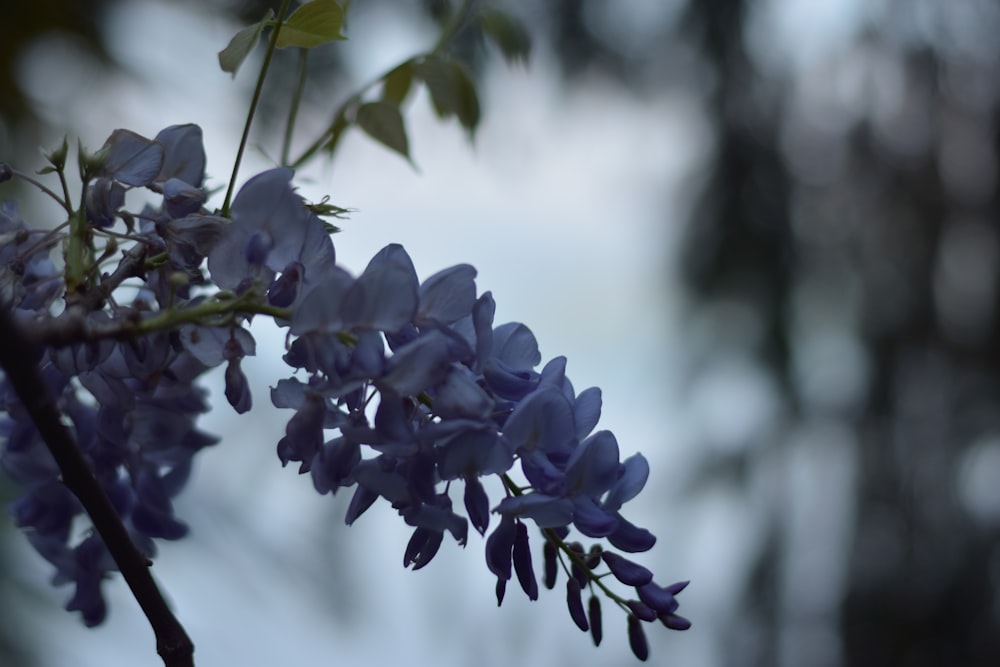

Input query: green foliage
[219,1,529,170]
[414,56,480,135]
[477,8,531,64]
[355,101,410,160]
[381,61,415,106]
[218,9,275,77]
[218,0,346,78]
[275,0,347,49]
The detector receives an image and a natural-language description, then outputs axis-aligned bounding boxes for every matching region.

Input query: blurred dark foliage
[4,1,1000,666]
[675,1,1000,665]
[535,1,1000,665]
[0,1,114,123]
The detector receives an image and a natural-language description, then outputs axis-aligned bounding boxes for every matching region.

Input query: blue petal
[101,129,164,186]
[502,387,575,455]
[270,377,309,410]
[403,499,468,545]
[437,427,512,480]
[85,178,125,227]
[276,393,325,467]
[374,395,415,445]
[603,453,649,511]
[512,521,538,600]
[496,493,574,527]
[344,484,378,525]
[519,449,566,496]
[167,215,225,255]
[224,358,252,413]
[342,244,418,331]
[206,224,254,290]
[311,437,360,494]
[637,582,678,613]
[416,264,477,326]
[290,267,355,334]
[566,578,588,631]
[267,262,303,308]
[434,366,493,420]
[230,167,312,272]
[601,551,653,586]
[298,215,337,281]
[485,514,516,579]
[537,356,567,390]
[492,322,541,370]
[162,178,206,217]
[571,496,619,537]
[607,515,657,553]
[154,124,206,187]
[482,358,538,400]
[177,325,231,366]
[565,430,620,497]
[379,330,455,395]
[403,527,443,569]
[573,387,602,440]
[464,476,490,535]
[353,458,411,506]
[472,292,495,371]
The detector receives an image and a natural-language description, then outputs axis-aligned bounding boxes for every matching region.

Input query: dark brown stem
[0,306,194,667]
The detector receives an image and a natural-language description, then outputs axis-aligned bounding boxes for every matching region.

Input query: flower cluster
[1,126,220,626]
[0,124,688,660]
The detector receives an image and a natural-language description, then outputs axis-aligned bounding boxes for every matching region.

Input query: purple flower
[99,129,164,187]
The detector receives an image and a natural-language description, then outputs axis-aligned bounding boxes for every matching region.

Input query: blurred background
[3,1,1000,665]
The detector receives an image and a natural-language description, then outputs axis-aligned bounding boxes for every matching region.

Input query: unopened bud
[168,272,190,288]
[44,136,69,171]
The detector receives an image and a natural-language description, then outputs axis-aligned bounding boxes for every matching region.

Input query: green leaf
[477,8,531,64]
[414,56,480,133]
[305,195,352,221]
[218,9,275,77]
[276,0,347,49]
[355,101,410,160]
[382,61,414,106]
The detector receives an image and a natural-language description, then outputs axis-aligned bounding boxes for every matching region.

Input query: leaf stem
[64,178,93,302]
[499,473,630,611]
[432,0,474,55]
[281,48,310,166]
[222,0,294,216]
[34,292,292,348]
[8,167,73,215]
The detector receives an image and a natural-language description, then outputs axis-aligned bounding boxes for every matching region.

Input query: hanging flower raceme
[0,124,688,661]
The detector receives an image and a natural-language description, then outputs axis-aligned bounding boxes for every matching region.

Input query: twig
[0,307,195,667]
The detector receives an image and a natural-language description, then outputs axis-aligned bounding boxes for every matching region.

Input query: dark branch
[0,306,195,667]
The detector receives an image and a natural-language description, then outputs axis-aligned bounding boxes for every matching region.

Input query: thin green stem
[499,473,631,611]
[543,527,628,608]
[131,295,291,337]
[281,48,310,166]
[222,0,294,216]
[9,168,73,215]
[288,0,474,169]
[37,290,293,348]
[64,178,93,301]
[431,0,474,54]
[56,165,73,212]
